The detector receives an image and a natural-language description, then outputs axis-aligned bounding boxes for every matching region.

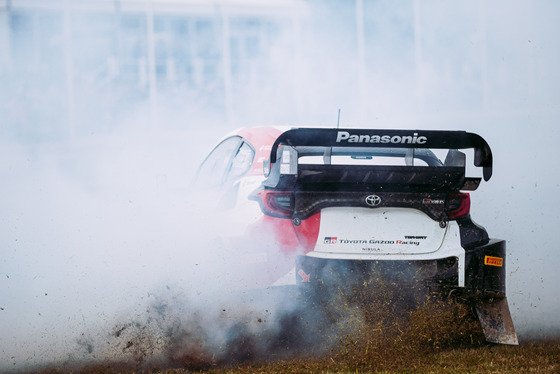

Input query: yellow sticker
[484,256,503,267]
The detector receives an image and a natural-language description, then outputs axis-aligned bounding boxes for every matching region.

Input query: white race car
[196,127,517,345]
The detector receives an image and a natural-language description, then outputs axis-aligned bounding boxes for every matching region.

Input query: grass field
[212,339,560,374]
[33,339,560,373]
[29,292,560,374]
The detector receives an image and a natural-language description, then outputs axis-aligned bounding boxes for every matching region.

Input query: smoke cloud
[1,0,559,371]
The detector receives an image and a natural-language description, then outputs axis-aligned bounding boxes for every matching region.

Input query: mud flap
[475,297,518,345]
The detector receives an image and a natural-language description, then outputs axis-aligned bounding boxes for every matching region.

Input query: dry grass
[26,282,560,374]
[36,339,559,373]
[213,339,560,374]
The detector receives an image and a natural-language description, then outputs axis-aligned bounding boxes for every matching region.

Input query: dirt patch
[24,281,489,373]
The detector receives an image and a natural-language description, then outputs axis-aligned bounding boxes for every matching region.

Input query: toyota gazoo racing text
[196,127,517,345]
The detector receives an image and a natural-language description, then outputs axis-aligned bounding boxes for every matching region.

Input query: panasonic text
[336,131,428,145]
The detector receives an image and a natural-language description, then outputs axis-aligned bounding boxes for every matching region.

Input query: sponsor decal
[298,269,310,282]
[395,240,420,246]
[336,131,428,145]
[367,239,393,244]
[340,239,369,244]
[324,237,420,246]
[484,256,503,267]
[423,198,444,205]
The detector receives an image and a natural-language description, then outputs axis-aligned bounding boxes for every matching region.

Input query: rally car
[195,126,518,345]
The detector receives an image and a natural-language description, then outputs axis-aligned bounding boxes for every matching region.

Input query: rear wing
[268,128,493,181]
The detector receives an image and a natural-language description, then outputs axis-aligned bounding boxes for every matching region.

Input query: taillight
[446,193,470,219]
[250,189,294,218]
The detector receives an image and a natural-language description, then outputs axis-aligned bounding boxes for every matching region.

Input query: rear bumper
[295,239,507,298]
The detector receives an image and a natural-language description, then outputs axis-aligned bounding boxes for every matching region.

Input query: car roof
[235,126,288,148]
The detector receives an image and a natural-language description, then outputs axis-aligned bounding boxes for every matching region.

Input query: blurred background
[3,0,557,136]
[1,0,559,370]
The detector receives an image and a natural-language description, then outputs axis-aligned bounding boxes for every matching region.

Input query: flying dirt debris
[196,127,518,345]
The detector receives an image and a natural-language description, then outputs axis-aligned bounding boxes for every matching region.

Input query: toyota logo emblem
[365,194,381,207]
